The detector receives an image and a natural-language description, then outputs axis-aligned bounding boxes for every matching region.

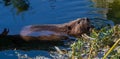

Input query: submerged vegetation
[2,0,30,14]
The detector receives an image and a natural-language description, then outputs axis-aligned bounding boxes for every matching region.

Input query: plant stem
[72,47,75,59]
[103,38,120,59]
[88,44,93,59]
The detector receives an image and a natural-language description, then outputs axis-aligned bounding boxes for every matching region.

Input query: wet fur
[20,18,91,41]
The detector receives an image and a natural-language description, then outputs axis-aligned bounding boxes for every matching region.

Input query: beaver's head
[66,17,92,37]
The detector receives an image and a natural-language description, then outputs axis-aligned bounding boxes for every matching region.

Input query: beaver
[20,17,91,41]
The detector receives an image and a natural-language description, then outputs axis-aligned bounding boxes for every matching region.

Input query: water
[0,0,119,59]
[0,0,103,35]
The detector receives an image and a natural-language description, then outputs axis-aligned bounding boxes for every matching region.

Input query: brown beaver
[20,17,91,41]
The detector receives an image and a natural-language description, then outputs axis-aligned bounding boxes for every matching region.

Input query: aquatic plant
[2,0,30,14]
[70,25,120,59]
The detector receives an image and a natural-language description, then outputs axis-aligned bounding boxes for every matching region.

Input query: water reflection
[3,0,11,6]
[1,0,58,14]
[107,0,120,24]
[2,0,30,14]
[92,0,120,24]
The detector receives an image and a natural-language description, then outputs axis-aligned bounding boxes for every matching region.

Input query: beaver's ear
[84,17,90,22]
[65,26,72,34]
[65,25,72,30]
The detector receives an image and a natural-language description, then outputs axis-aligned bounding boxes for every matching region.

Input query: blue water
[0,0,115,59]
[0,0,105,35]
[0,50,52,59]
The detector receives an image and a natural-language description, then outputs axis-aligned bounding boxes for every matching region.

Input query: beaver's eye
[68,26,71,30]
[77,21,80,24]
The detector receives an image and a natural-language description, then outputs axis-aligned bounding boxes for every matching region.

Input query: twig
[54,46,63,54]
[103,38,120,59]
[82,34,95,40]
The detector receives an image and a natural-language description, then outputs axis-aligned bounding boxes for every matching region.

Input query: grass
[70,25,120,59]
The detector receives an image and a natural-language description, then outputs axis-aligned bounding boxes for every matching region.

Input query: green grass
[70,25,120,59]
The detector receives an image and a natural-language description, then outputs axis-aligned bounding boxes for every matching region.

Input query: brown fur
[20,17,91,41]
